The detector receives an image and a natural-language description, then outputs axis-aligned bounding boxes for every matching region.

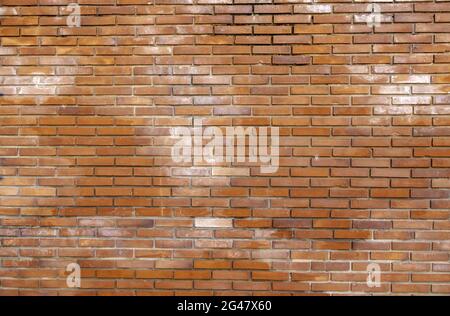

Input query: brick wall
[0,0,449,295]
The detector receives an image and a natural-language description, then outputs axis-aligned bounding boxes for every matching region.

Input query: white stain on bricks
[0,7,18,16]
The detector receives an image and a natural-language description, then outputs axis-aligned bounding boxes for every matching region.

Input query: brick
[0,0,447,296]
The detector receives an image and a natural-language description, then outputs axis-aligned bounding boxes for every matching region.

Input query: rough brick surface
[0,0,449,295]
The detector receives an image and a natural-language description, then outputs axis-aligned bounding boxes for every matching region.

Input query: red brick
[0,1,447,297]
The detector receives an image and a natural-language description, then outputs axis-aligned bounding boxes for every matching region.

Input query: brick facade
[0,0,449,295]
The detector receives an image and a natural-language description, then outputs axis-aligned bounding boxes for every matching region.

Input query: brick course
[0,0,449,295]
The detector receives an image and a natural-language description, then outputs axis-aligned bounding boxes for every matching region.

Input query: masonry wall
[0,0,449,296]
